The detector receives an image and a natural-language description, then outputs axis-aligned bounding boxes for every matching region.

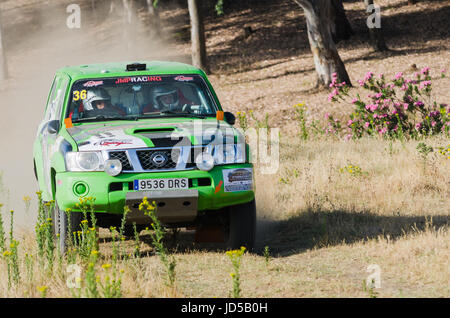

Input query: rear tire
[33,160,38,181]
[226,199,256,251]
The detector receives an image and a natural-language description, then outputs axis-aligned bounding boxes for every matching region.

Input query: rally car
[33,61,256,252]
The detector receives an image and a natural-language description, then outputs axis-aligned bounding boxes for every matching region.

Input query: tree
[331,0,353,43]
[364,0,388,51]
[292,0,351,88]
[0,7,8,80]
[188,0,209,73]
[146,0,162,38]
[122,0,135,25]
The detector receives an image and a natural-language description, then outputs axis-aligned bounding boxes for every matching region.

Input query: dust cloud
[0,0,189,229]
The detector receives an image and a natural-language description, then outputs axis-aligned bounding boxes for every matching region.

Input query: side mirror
[47,120,60,134]
[224,112,236,125]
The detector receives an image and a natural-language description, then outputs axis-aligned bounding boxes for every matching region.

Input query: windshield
[66,74,218,123]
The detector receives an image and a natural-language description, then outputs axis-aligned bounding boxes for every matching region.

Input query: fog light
[195,153,214,171]
[105,159,122,176]
[73,182,89,196]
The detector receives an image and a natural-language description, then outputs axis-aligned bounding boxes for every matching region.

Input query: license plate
[134,178,189,191]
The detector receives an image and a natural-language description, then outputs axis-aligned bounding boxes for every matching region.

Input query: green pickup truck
[33,61,256,252]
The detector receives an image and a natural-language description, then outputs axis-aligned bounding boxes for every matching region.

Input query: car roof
[56,61,205,81]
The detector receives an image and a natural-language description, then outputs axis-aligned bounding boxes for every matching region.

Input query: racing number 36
[73,90,87,101]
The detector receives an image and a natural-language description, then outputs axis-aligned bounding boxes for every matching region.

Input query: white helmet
[82,88,111,111]
[152,85,179,110]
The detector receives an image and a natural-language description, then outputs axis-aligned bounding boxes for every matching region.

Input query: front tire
[226,199,256,251]
[54,202,82,254]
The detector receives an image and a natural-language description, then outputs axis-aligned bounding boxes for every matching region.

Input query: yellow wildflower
[101,263,111,270]
[37,286,48,293]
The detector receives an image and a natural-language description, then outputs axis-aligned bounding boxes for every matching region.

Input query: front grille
[137,149,180,170]
[109,151,133,170]
[186,147,207,168]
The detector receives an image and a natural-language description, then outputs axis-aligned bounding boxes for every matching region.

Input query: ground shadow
[107,207,448,258]
[98,225,232,256]
[254,209,448,257]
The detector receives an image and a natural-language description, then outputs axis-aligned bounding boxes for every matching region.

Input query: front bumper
[55,164,255,216]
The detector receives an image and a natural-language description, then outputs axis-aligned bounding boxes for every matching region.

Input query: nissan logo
[150,152,168,167]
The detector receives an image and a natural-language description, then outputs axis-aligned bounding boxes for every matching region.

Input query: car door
[34,76,58,197]
[35,74,70,200]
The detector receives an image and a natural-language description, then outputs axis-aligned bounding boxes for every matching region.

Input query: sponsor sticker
[76,129,147,151]
[174,75,194,82]
[83,80,104,87]
[222,168,253,192]
[94,139,133,147]
[115,76,162,84]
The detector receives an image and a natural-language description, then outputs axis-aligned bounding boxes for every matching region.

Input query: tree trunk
[121,0,137,52]
[331,0,353,43]
[122,0,134,25]
[146,0,161,38]
[293,0,351,88]
[0,8,8,80]
[187,0,210,73]
[90,0,98,20]
[109,0,121,15]
[364,0,388,51]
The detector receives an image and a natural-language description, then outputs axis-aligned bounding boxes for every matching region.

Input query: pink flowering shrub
[328,68,449,139]
[324,112,342,135]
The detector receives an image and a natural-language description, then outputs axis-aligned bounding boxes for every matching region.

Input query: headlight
[213,144,245,165]
[66,152,104,172]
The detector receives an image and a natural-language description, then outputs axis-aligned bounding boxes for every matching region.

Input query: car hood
[66,119,242,151]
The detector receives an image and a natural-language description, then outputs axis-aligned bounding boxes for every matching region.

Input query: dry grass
[257,135,449,222]
[0,135,448,298]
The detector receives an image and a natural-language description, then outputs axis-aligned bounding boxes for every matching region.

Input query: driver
[82,88,124,118]
[142,84,192,113]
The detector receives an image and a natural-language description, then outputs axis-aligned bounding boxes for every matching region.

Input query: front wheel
[54,202,82,254]
[225,199,256,251]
